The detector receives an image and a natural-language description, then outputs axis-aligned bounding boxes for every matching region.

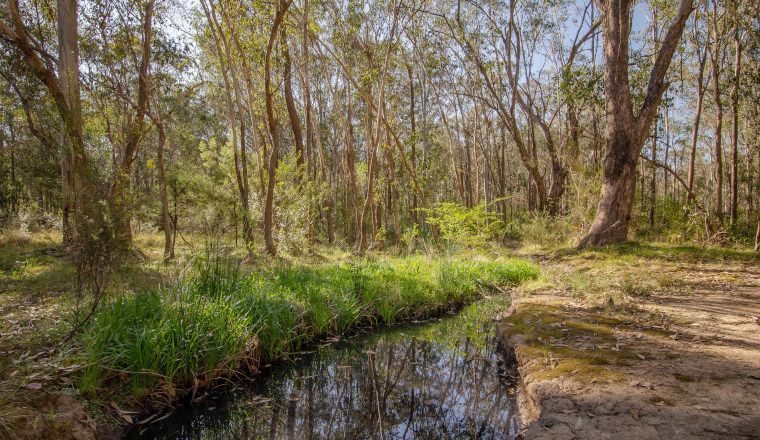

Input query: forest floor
[503,243,760,439]
[0,230,185,439]
[2,230,759,439]
[0,229,536,439]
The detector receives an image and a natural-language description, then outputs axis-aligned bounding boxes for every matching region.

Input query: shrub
[518,213,574,247]
[424,202,505,249]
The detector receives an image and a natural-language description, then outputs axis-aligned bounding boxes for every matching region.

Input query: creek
[129,302,520,439]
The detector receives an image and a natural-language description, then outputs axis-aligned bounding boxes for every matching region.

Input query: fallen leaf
[26,382,42,390]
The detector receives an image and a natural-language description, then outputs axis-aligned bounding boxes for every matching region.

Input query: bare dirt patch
[503,246,760,439]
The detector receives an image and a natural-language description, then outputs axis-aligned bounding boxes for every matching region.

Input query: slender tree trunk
[282,24,304,167]
[262,0,292,256]
[344,82,359,242]
[688,46,707,203]
[201,0,255,258]
[357,0,399,255]
[710,1,724,227]
[729,19,741,225]
[301,0,316,248]
[109,0,154,254]
[406,61,418,225]
[155,116,173,262]
[747,145,754,217]
[664,98,671,200]
[648,14,659,229]
[5,112,18,213]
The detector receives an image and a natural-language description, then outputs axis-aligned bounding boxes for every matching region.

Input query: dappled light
[0,0,758,437]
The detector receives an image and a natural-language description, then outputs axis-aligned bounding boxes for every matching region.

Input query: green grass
[556,241,758,263]
[79,253,538,399]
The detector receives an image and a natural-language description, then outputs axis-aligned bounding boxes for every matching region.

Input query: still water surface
[130,311,520,439]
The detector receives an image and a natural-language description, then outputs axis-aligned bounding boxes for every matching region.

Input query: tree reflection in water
[133,318,520,439]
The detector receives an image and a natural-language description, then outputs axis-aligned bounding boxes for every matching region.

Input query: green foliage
[400,224,421,254]
[424,202,505,249]
[517,213,575,247]
[560,64,603,108]
[80,252,538,399]
[275,153,327,253]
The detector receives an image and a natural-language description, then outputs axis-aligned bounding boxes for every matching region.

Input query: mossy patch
[503,302,640,384]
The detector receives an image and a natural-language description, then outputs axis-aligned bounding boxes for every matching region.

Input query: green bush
[423,202,505,249]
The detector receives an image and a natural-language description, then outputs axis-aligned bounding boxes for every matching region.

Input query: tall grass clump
[80,252,538,400]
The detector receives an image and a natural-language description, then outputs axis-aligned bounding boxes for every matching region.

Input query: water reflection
[131,318,519,439]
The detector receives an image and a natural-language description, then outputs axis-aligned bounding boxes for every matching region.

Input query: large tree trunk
[756,150,760,252]
[579,127,641,247]
[55,0,111,258]
[579,0,693,248]
[1,0,110,265]
[57,0,82,251]
[755,147,760,252]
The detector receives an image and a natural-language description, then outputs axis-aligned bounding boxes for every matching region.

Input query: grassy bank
[79,253,538,399]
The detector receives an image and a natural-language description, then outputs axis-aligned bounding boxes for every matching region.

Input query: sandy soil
[503,255,760,439]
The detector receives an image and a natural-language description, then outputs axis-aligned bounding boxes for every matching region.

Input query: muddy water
[129,310,520,439]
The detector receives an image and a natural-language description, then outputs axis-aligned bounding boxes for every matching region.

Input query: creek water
[128,307,521,439]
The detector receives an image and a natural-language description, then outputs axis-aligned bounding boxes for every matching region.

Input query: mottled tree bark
[579,0,693,248]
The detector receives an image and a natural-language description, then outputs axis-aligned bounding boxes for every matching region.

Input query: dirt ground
[502,245,760,439]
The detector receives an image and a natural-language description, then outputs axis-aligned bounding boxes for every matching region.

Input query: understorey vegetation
[78,252,538,399]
